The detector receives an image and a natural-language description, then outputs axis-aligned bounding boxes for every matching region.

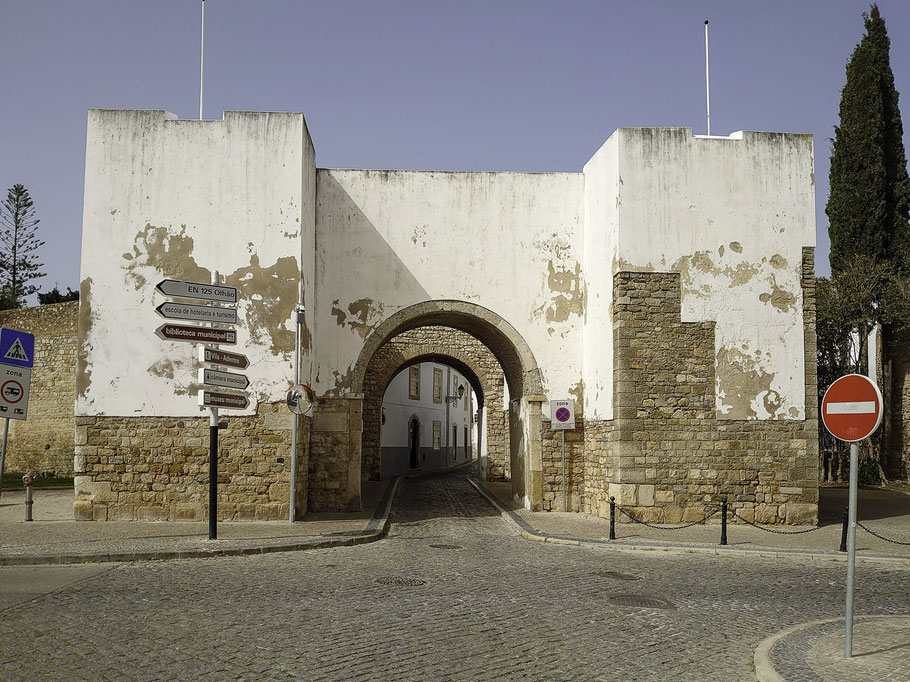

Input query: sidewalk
[0,479,397,565]
[473,479,910,564]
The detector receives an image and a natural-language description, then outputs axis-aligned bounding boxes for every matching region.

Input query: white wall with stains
[604,127,815,420]
[314,169,585,411]
[78,110,314,416]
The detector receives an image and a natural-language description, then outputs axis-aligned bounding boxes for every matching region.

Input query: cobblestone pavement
[1,469,908,681]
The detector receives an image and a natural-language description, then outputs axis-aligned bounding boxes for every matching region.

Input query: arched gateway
[351,300,545,510]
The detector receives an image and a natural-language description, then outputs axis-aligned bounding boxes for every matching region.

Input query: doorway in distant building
[408,417,420,470]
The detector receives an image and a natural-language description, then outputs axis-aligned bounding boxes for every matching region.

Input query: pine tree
[0,184,45,308]
[826,4,910,277]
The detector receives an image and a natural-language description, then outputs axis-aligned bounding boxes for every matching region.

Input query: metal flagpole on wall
[704,20,711,136]
[199,0,205,120]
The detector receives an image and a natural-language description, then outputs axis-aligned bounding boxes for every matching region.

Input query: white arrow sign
[156,279,237,303]
[198,367,249,390]
[156,302,238,325]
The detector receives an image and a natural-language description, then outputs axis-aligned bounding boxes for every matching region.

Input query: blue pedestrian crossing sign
[0,328,35,368]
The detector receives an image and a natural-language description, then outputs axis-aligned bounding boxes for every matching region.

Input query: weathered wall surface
[314,169,585,417]
[887,338,910,479]
[583,128,816,422]
[0,302,78,476]
[604,258,818,525]
[78,110,314,418]
[74,404,309,521]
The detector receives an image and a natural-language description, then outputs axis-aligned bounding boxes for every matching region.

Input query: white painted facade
[380,362,474,476]
[78,111,814,427]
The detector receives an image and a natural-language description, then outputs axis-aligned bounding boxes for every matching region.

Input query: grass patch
[1,473,74,489]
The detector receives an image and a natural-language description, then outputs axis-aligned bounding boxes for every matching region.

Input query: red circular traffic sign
[1,380,23,404]
[555,407,571,422]
[821,374,883,442]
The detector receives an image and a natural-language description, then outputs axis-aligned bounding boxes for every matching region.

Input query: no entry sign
[822,374,883,442]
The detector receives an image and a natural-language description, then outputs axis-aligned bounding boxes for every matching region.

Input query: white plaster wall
[315,170,585,416]
[614,128,815,419]
[380,362,472,448]
[79,110,311,416]
[582,135,620,420]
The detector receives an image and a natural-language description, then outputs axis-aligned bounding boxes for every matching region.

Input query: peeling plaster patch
[76,277,94,400]
[224,254,298,356]
[718,245,724,257]
[568,380,584,413]
[673,251,760,296]
[729,242,743,253]
[330,366,354,393]
[331,298,385,339]
[125,224,298,356]
[716,346,778,419]
[147,358,176,380]
[758,277,797,312]
[412,225,427,247]
[542,261,585,323]
[769,254,788,269]
[282,231,299,239]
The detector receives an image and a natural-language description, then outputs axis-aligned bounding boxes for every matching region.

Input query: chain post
[609,496,616,540]
[720,499,727,546]
[839,505,849,553]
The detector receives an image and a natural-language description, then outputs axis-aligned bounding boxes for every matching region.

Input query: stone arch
[352,300,544,399]
[353,301,545,509]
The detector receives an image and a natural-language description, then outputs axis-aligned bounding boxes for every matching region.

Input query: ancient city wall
[0,301,78,476]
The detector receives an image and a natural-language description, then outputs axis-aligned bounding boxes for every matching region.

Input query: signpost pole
[845,441,859,658]
[561,430,566,512]
[289,302,303,523]
[208,270,220,541]
[0,418,9,500]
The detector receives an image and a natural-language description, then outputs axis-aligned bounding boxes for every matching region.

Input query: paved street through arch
[1,469,908,680]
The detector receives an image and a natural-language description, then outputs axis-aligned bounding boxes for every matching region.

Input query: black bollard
[840,505,849,552]
[609,496,616,540]
[720,499,727,546]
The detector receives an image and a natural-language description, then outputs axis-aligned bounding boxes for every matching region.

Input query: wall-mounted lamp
[446,384,465,404]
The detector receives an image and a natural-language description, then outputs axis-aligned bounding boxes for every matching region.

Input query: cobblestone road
[1,469,908,680]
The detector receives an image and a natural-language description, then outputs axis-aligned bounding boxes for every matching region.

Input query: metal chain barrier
[616,504,719,530]
[856,521,910,546]
[728,509,825,535]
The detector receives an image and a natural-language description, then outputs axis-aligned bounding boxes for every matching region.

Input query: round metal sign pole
[821,374,883,659]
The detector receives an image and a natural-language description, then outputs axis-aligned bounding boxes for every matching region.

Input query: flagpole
[704,19,711,136]
[199,0,205,120]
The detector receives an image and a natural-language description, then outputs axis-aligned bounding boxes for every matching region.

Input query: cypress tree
[827,4,910,277]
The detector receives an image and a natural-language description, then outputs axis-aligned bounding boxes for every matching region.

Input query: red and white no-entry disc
[821,374,883,442]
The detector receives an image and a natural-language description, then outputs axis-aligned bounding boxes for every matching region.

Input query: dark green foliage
[38,284,79,305]
[858,456,883,486]
[0,184,45,309]
[827,5,910,278]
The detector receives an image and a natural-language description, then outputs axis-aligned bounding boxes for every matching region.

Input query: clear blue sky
[2,1,909,293]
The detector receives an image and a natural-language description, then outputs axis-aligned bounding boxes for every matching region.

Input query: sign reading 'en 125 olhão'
[821,374,883,443]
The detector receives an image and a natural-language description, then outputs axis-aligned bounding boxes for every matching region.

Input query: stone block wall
[601,252,818,525]
[309,395,362,512]
[0,301,78,476]
[541,421,585,512]
[74,402,308,521]
[887,337,910,479]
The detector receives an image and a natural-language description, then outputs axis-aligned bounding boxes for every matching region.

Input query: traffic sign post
[550,400,576,512]
[0,328,34,501]
[821,374,883,659]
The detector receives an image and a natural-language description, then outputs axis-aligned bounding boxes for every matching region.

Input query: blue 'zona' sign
[0,328,35,368]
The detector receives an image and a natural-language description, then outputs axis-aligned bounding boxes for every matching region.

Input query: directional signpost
[821,374,883,659]
[550,399,576,511]
[155,277,250,540]
[157,302,238,325]
[156,279,238,303]
[0,328,35,501]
